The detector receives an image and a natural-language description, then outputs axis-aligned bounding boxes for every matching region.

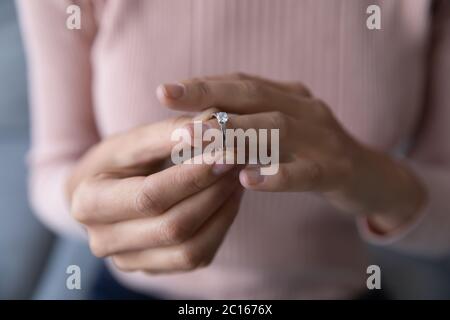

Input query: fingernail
[242,168,264,185]
[162,83,185,99]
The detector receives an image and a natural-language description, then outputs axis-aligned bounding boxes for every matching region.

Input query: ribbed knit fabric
[16,0,450,299]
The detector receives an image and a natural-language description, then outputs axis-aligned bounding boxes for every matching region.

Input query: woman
[17,0,450,299]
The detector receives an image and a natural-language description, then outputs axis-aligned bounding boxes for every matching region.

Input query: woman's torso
[89,0,431,299]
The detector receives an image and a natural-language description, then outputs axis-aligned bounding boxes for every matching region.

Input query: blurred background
[0,0,100,299]
[1,0,450,299]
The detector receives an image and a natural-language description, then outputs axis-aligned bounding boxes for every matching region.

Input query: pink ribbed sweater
[17,0,450,299]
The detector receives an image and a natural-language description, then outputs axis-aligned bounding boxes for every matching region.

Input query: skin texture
[67,116,244,273]
[68,73,427,273]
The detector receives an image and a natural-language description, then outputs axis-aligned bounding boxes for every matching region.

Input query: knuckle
[88,235,108,258]
[196,80,215,107]
[303,88,313,97]
[196,81,213,103]
[305,161,323,189]
[178,168,207,193]
[275,165,290,189]
[176,246,203,271]
[70,179,96,223]
[322,128,343,153]
[200,254,215,268]
[292,82,312,96]
[189,77,203,83]
[241,80,264,100]
[70,192,85,223]
[312,99,332,121]
[291,81,304,89]
[269,111,289,130]
[230,72,250,80]
[158,219,192,245]
[135,180,165,216]
[188,173,206,192]
[268,111,291,143]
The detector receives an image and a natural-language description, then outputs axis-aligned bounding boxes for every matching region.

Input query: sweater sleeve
[16,0,99,238]
[358,0,450,257]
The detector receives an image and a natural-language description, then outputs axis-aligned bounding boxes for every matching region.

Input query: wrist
[352,147,427,232]
[367,160,428,233]
[328,143,427,232]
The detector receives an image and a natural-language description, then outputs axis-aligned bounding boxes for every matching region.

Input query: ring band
[212,111,228,149]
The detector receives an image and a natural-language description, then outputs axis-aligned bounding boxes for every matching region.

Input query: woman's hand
[157,73,427,233]
[67,117,243,273]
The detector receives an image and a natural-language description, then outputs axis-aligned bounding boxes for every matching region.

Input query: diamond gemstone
[215,112,228,124]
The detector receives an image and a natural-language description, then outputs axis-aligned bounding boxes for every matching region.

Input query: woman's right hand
[67,116,243,273]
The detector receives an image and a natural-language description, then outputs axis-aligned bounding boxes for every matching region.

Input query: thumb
[111,116,193,169]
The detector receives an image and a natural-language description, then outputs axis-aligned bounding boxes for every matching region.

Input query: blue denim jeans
[89,263,162,300]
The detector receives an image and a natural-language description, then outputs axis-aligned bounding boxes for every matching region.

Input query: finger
[239,159,324,192]
[156,80,309,117]
[88,170,240,257]
[197,112,320,163]
[192,107,221,121]
[203,73,313,97]
[111,116,193,168]
[203,111,296,141]
[111,189,243,272]
[72,151,236,224]
[198,112,294,163]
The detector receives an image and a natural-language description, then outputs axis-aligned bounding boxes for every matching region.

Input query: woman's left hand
[157,73,427,233]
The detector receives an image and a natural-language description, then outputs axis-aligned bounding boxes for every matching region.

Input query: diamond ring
[212,111,228,149]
